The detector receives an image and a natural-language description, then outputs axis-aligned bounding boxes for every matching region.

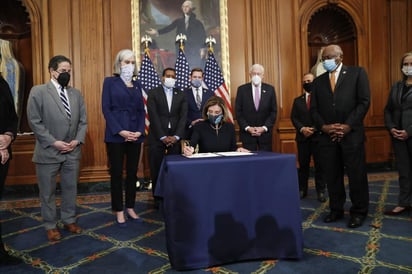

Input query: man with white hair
[235,64,278,151]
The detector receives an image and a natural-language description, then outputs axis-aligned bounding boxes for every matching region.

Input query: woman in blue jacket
[102,49,145,226]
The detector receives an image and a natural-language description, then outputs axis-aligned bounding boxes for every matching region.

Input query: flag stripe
[204,51,233,122]
[137,52,162,134]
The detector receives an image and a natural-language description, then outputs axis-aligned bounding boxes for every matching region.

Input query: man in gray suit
[27,55,87,241]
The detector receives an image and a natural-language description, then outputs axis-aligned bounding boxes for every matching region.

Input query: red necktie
[330,71,336,92]
[306,94,311,110]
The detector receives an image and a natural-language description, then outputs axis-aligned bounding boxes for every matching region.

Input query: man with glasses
[27,55,87,241]
[310,44,370,228]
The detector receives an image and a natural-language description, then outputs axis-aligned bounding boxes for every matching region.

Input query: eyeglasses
[321,55,340,62]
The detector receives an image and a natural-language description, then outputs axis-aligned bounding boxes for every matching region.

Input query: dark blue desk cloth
[155,151,303,270]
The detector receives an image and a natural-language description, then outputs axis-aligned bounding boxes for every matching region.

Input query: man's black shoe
[347,216,365,228]
[317,192,326,203]
[323,212,344,223]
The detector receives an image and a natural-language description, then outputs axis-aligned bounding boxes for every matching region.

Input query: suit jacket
[235,82,277,143]
[185,86,214,128]
[291,93,318,142]
[384,81,412,136]
[147,85,187,143]
[27,81,87,163]
[0,76,18,157]
[189,121,237,153]
[102,76,145,143]
[310,65,370,144]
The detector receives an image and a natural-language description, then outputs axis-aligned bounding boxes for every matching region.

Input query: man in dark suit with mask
[310,44,370,228]
[184,68,214,139]
[147,68,187,206]
[0,69,21,266]
[291,72,325,202]
[235,64,277,151]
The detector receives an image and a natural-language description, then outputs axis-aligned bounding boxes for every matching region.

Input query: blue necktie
[59,87,71,118]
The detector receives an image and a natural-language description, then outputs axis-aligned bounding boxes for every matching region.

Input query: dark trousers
[0,160,10,252]
[392,137,412,207]
[149,140,181,196]
[106,142,141,212]
[318,139,369,216]
[297,139,324,193]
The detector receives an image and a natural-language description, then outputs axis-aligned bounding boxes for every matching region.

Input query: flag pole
[141,35,152,56]
[205,36,217,53]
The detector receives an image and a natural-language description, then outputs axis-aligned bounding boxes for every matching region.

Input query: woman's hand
[236,147,250,153]
[183,145,195,156]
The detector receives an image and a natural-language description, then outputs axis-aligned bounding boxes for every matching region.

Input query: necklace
[210,123,222,135]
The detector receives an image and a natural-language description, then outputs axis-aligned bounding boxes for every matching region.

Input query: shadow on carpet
[1,172,412,273]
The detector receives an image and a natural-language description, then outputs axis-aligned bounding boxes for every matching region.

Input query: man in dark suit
[0,72,21,266]
[310,44,370,228]
[147,68,187,205]
[235,64,277,151]
[27,55,87,241]
[291,72,325,202]
[184,68,214,139]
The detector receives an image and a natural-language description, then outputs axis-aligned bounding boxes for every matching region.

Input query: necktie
[330,71,336,92]
[254,86,260,110]
[306,94,311,110]
[59,87,71,118]
[195,88,201,110]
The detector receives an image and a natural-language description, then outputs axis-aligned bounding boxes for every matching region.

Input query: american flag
[137,51,162,134]
[175,48,190,91]
[204,50,234,122]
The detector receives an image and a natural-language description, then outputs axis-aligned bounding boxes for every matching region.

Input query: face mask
[402,65,412,76]
[120,64,135,83]
[164,77,176,88]
[303,82,312,93]
[191,79,202,88]
[322,59,338,72]
[57,72,70,87]
[208,113,223,125]
[251,75,261,85]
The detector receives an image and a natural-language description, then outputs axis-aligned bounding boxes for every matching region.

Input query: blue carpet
[1,172,412,273]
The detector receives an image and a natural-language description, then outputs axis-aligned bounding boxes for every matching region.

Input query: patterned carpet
[1,172,412,273]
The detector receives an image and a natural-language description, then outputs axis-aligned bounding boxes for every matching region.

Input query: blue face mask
[322,59,338,72]
[208,113,223,125]
[191,79,202,88]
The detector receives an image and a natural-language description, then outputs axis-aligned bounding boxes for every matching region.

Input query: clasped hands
[162,136,177,147]
[247,127,265,137]
[300,127,315,138]
[390,128,409,141]
[119,130,142,142]
[321,123,351,142]
[53,140,80,154]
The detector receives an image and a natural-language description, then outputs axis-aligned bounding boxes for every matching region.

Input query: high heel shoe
[384,206,411,216]
[115,212,127,227]
[126,210,143,223]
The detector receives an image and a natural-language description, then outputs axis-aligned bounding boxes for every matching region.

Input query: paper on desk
[216,151,255,156]
[183,152,221,158]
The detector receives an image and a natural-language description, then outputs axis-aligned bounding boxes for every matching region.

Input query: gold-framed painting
[131,0,230,89]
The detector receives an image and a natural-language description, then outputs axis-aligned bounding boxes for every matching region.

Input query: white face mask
[402,65,412,76]
[251,75,261,85]
[120,64,135,83]
[164,77,176,88]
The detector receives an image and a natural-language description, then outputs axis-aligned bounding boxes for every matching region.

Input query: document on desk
[183,152,221,158]
[216,151,255,156]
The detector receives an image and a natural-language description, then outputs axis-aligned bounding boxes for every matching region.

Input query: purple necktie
[254,86,260,110]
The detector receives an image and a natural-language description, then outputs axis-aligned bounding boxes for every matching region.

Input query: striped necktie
[59,87,71,118]
[195,88,201,110]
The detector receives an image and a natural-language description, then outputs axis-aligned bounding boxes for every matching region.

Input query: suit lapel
[335,65,348,91]
[47,82,68,118]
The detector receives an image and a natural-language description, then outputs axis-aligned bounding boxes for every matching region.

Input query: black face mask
[303,82,312,93]
[57,72,70,87]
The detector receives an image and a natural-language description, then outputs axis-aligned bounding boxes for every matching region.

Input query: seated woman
[183,96,249,156]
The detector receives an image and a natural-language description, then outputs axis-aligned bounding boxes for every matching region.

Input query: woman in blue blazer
[102,49,145,226]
